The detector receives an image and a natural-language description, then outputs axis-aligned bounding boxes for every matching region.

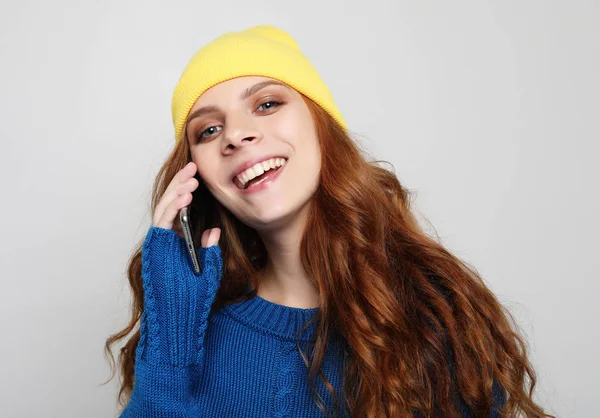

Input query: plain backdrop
[1,0,597,416]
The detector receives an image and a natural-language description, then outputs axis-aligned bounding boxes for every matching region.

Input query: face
[185,76,321,231]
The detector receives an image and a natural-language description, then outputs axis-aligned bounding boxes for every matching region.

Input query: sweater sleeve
[119,226,223,418]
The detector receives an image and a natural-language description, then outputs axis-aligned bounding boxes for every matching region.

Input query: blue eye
[197,125,221,142]
[257,100,283,111]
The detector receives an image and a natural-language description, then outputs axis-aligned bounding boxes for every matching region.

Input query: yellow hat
[171,25,347,142]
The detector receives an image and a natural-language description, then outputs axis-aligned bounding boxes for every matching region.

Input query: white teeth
[235,157,286,189]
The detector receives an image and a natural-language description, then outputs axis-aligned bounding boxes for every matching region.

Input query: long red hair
[104,94,554,417]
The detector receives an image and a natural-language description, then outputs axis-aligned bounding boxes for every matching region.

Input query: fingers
[152,162,199,230]
[151,162,221,251]
[162,161,198,197]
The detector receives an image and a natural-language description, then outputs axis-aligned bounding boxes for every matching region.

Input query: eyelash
[195,100,284,142]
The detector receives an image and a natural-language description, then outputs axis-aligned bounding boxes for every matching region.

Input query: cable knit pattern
[120,226,506,417]
[193,245,221,365]
[136,233,160,362]
[121,226,223,417]
[135,226,223,366]
[273,342,298,417]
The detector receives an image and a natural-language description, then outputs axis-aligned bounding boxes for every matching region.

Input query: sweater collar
[222,292,320,342]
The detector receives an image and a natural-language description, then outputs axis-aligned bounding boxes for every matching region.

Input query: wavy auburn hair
[104,93,554,417]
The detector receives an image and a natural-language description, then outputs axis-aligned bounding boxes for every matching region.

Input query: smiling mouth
[235,165,284,190]
[233,158,288,190]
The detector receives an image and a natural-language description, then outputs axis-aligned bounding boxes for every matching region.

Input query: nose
[222,113,263,152]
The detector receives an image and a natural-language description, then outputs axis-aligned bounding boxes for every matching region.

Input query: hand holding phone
[151,162,221,273]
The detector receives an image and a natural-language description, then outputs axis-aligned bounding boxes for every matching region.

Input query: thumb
[197,234,223,281]
[201,228,221,248]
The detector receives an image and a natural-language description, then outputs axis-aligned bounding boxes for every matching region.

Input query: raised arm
[120,162,223,417]
[119,226,222,417]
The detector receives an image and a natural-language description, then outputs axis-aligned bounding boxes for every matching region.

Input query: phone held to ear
[180,206,201,274]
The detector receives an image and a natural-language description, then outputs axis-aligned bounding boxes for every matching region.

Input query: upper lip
[231,154,288,182]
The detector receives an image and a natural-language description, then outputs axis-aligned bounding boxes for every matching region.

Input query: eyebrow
[184,80,289,137]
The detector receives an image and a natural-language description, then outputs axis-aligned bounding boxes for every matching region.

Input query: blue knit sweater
[119,226,506,417]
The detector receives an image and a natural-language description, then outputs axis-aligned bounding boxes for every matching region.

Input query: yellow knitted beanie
[171,25,347,142]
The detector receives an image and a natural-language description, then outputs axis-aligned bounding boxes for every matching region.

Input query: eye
[196,125,222,142]
[256,100,283,112]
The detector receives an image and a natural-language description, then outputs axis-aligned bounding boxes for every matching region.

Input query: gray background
[1,0,597,416]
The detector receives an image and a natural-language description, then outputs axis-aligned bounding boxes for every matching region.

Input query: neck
[251,202,320,309]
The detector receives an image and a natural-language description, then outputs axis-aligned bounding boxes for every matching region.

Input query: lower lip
[234,162,286,195]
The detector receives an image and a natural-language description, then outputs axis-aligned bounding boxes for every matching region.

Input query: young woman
[105,25,554,417]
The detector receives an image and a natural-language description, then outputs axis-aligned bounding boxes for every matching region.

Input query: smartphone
[180,205,201,275]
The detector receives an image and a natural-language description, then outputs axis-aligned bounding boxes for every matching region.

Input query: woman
[105,25,554,417]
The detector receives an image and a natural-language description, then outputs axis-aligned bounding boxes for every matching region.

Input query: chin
[252,196,316,231]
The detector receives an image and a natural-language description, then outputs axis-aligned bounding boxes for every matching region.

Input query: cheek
[279,111,321,168]
[274,105,308,136]
[192,152,219,186]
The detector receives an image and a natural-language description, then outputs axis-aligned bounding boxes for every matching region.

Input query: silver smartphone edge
[180,206,201,274]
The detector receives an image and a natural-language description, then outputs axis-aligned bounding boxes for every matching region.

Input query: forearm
[120,226,222,416]
[119,360,201,417]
